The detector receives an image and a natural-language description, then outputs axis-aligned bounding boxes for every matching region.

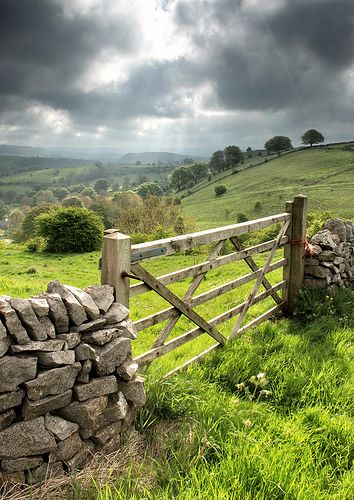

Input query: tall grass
[9,288,352,500]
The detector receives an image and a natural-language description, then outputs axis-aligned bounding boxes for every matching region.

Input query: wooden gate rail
[133,258,286,333]
[134,281,286,367]
[101,195,308,376]
[130,236,288,297]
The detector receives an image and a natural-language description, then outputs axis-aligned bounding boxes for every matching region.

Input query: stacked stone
[304,219,354,289]
[0,281,145,486]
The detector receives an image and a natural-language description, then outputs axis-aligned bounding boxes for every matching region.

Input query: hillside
[182,143,354,229]
[118,151,206,164]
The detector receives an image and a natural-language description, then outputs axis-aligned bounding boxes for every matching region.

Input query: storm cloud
[0,0,354,152]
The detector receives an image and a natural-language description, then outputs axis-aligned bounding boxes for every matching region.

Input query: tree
[14,203,58,242]
[136,182,164,198]
[35,189,57,204]
[224,145,243,169]
[301,129,324,147]
[0,202,9,219]
[264,136,292,155]
[189,163,209,183]
[37,207,103,253]
[170,166,195,191]
[62,195,84,208]
[53,187,70,200]
[8,208,25,237]
[81,186,97,198]
[209,150,225,174]
[94,179,110,192]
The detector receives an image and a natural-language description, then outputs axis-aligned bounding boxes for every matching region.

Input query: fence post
[101,229,131,308]
[285,194,308,314]
[282,199,293,308]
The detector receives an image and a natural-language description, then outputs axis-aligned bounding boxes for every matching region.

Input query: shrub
[37,207,104,253]
[237,213,248,223]
[254,201,262,212]
[14,204,58,243]
[62,195,84,208]
[307,210,336,238]
[215,185,227,196]
[294,288,354,327]
[26,237,45,253]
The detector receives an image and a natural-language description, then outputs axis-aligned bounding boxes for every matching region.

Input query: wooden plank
[101,232,131,308]
[286,195,308,313]
[232,304,283,338]
[134,327,205,365]
[152,240,224,348]
[131,213,290,259]
[230,219,289,338]
[163,343,220,379]
[192,259,286,307]
[130,236,288,297]
[207,281,285,327]
[230,236,283,305]
[282,201,293,306]
[133,282,285,365]
[163,303,284,377]
[133,261,286,333]
[130,263,226,345]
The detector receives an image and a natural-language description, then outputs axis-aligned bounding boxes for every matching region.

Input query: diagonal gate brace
[130,263,226,345]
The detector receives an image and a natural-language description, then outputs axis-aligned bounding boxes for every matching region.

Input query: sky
[1,0,354,155]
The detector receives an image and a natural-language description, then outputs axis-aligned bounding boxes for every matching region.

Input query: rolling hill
[118,151,206,164]
[182,143,354,229]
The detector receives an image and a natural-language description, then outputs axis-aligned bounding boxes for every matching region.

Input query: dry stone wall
[304,219,354,289]
[0,281,145,486]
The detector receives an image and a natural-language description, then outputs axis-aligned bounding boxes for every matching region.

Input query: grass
[5,288,353,499]
[0,238,285,377]
[182,144,354,229]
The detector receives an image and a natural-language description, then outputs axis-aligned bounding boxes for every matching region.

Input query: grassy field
[0,158,174,194]
[2,141,354,498]
[8,288,354,499]
[0,240,284,378]
[182,144,354,229]
[1,241,353,498]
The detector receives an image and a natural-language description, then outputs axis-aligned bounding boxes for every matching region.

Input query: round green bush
[37,207,104,253]
[215,185,227,196]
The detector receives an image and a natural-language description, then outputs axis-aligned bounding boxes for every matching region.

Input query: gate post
[101,229,131,308]
[284,195,308,314]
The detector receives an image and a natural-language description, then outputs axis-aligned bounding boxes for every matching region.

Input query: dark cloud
[265,0,354,70]
[172,0,354,112]
[0,0,139,101]
[0,0,354,149]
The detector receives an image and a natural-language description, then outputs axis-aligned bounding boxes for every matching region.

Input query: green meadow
[182,144,354,229]
[1,143,354,499]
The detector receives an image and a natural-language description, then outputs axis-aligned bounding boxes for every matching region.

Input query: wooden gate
[101,195,307,376]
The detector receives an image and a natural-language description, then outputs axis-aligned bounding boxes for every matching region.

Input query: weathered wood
[133,261,286,332]
[130,263,226,345]
[191,259,286,307]
[131,213,290,259]
[163,343,220,378]
[101,231,131,308]
[163,302,284,377]
[230,236,283,305]
[282,201,293,307]
[233,304,283,338]
[130,236,288,297]
[286,195,308,313]
[207,281,285,327]
[152,240,225,348]
[230,219,289,338]
[133,325,205,365]
[134,282,285,365]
